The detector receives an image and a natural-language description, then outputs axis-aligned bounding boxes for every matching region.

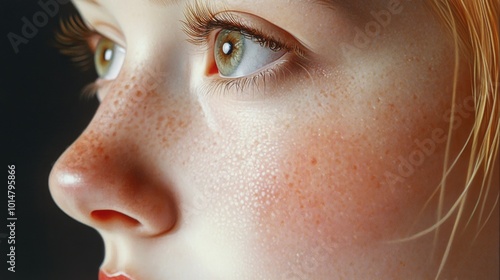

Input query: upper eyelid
[87,21,127,48]
[181,4,313,94]
[182,4,308,59]
[184,16,285,49]
[72,0,127,47]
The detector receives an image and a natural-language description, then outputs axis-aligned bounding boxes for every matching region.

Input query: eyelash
[55,2,308,97]
[55,14,100,98]
[182,1,307,95]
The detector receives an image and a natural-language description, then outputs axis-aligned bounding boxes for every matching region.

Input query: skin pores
[49,0,497,279]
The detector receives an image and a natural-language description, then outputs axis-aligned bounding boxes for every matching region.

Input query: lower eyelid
[219,50,287,79]
[202,52,305,98]
[207,31,292,77]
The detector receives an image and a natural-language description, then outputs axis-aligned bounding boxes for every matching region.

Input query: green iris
[94,37,118,79]
[214,30,245,77]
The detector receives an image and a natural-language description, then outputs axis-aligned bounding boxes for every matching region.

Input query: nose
[49,89,178,237]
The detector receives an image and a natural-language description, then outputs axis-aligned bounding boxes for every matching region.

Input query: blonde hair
[418,0,498,278]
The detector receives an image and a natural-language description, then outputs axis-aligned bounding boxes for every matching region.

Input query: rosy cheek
[237,83,464,276]
[252,131,408,238]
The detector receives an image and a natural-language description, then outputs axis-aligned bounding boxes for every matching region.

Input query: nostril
[91,210,140,226]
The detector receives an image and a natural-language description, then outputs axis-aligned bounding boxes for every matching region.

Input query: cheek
[227,85,458,276]
[228,128,436,278]
[250,129,418,242]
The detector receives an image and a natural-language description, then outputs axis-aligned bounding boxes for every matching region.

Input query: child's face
[49,0,482,279]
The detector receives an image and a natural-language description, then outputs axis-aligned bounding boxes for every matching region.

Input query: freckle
[135,91,143,97]
[125,84,130,89]
[96,146,104,154]
[104,155,110,161]
[114,100,118,106]
[353,165,358,170]
[166,116,175,126]
[311,157,318,166]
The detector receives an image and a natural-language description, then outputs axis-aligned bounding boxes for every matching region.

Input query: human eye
[93,37,126,80]
[55,14,126,96]
[214,29,286,78]
[182,2,309,94]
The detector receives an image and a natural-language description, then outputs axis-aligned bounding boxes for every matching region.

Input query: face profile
[49,0,499,279]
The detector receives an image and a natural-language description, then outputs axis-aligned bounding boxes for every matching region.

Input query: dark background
[1,1,104,279]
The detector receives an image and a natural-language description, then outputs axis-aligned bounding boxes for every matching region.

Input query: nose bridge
[99,67,164,125]
[48,5,197,236]
[49,71,181,237]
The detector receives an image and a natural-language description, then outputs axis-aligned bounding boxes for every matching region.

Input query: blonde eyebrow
[314,0,349,10]
[81,0,336,8]
[78,0,180,6]
[152,0,339,8]
[149,0,181,5]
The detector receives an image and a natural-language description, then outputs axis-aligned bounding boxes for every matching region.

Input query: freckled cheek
[246,125,439,253]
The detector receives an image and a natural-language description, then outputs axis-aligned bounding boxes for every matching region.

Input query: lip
[99,270,133,280]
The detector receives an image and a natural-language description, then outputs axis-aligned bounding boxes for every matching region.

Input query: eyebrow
[314,0,338,9]
[149,0,181,5]
[81,0,181,5]
[82,0,339,10]
[149,0,340,9]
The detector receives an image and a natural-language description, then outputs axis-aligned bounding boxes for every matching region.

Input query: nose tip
[49,132,178,237]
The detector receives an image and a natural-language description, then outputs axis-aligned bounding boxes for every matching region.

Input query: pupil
[222,42,233,55]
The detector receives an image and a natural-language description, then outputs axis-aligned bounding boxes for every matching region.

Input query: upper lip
[99,270,133,280]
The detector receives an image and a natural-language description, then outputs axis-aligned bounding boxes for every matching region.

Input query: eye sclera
[213,29,288,78]
[83,21,127,81]
[182,9,314,97]
[94,37,126,80]
[198,13,307,81]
